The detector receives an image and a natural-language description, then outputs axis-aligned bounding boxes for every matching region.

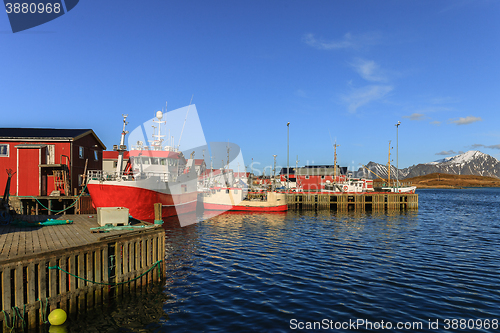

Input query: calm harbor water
[67,188,500,332]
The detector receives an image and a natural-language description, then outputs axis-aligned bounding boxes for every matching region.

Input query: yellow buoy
[48,309,67,326]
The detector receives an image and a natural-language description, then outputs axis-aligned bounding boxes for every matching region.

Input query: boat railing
[376,181,413,187]
[87,170,173,182]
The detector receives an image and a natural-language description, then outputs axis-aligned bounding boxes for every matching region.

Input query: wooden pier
[0,215,165,332]
[286,192,418,211]
[9,195,96,216]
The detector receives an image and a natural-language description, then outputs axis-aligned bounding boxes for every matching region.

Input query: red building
[0,128,106,196]
[280,165,349,191]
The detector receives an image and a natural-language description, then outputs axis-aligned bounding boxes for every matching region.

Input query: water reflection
[63,285,169,332]
[64,189,500,332]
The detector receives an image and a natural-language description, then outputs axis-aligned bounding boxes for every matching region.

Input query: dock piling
[286,192,418,211]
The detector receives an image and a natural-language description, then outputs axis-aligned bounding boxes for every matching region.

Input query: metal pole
[273,154,277,192]
[395,121,401,189]
[287,122,290,192]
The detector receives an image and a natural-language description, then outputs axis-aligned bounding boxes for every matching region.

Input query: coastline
[374,173,500,190]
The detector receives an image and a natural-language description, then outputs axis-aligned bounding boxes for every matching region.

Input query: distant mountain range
[355,150,500,179]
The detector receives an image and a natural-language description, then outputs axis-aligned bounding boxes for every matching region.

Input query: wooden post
[86,252,94,309]
[69,254,77,314]
[154,203,163,224]
[102,246,109,302]
[116,244,123,298]
[94,249,102,304]
[48,259,57,312]
[78,254,85,311]
[27,263,36,328]
[141,239,147,287]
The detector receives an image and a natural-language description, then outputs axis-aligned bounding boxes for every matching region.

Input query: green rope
[13,305,26,331]
[48,260,163,285]
[39,297,49,324]
[1,310,15,332]
[27,182,89,214]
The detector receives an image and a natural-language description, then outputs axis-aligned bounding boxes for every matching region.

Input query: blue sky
[1,0,499,172]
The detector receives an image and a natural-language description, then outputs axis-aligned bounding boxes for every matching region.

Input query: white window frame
[0,144,9,157]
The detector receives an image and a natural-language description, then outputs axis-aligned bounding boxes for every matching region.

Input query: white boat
[380,184,417,193]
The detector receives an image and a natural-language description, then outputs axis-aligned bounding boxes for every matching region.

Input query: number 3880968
[5,3,61,14]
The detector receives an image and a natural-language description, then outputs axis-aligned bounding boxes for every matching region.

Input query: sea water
[67,188,500,332]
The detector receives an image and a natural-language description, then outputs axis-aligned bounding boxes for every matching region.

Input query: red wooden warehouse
[0,128,106,197]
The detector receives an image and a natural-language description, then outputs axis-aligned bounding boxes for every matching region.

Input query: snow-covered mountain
[355,150,500,179]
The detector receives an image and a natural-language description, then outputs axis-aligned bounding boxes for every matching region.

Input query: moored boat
[203,187,287,212]
[87,111,198,222]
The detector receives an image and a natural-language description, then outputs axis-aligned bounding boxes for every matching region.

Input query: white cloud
[303,32,381,50]
[471,143,500,150]
[403,113,425,121]
[430,121,441,125]
[449,116,483,125]
[342,85,393,113]
[350,58,387,82]
[435,150,456,155]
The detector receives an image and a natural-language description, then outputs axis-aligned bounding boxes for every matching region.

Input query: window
[46,145,55,164]
[94,150,99,161]
[0,144,8,157]
[79,147,84,159]
[305,175,309,179]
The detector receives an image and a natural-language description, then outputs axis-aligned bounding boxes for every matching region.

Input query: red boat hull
[87,183,197,221]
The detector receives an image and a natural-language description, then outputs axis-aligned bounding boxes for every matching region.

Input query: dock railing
[0,225,165,331]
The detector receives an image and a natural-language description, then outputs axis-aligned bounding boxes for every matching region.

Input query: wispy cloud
[435,150,463,156]
[350,58,387,82]
[449,116,483,125]
[430,121,441,125]
[436,150,456,155]
[403,113,425,121]
[303,32,381,50]
[471,143,500,150]
[342,85,393,113]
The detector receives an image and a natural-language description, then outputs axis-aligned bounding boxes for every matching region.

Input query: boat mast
[387,140,391,186]
[115,114,128,176]
[272,155,277,192]
[177,95,193,150]
[333,140,340,182]
[152,110,165,150]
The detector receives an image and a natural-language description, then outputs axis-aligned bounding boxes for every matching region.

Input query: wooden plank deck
[0,214,152,264]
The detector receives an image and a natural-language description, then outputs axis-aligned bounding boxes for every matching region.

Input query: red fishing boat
[87,111,198,221]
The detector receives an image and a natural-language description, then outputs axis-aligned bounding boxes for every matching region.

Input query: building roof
[194,159,206,166]
[0,128,106,149]
[103,151,130,160]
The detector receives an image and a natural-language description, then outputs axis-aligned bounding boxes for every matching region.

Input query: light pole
[395,121,401,190]
[273,154,277,192]
[287,122,290,192]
